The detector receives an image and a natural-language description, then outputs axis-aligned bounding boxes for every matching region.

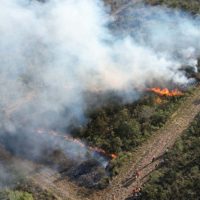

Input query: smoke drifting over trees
[0,0,200,181]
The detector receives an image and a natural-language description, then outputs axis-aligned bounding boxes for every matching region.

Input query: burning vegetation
[148,88,183,97]
[37,129,117,160]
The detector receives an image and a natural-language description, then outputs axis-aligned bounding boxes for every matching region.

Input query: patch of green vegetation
[0,190,34,200]
[15,180,58,200]
[75,93,186,155]
[139,112,200,200]
[146,0,200,13]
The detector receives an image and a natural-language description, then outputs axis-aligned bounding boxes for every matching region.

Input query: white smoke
[0,0,200,159]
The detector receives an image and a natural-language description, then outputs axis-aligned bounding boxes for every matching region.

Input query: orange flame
[37,129,117,160]
[148,88,183,97]
[111,153,117,159]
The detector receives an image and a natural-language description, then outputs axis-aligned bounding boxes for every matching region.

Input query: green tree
[0,190,34,200]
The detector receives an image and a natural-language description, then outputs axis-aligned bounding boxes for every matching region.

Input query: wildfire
[37,129,117,160]
[111,153,117,159]
[148,87,183,97]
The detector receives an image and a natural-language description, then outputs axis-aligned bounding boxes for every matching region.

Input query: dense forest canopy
[75,94,186,154]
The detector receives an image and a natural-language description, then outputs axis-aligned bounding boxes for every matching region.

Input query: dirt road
[86,88,200,200]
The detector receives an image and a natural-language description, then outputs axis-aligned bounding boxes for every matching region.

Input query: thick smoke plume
[0,0,200,168]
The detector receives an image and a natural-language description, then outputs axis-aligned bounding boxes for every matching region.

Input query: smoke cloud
[0,0,200,166]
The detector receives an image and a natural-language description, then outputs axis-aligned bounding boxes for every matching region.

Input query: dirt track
[85,87,200,200]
